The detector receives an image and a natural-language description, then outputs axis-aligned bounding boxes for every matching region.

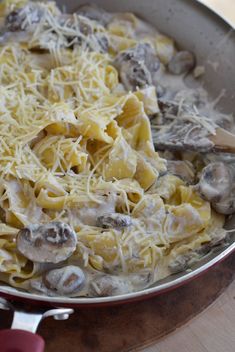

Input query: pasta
[0,0,228,298]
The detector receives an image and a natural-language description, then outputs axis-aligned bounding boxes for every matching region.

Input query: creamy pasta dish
[0,0,232,298]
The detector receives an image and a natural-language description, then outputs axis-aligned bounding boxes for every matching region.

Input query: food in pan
[0,0,232,297]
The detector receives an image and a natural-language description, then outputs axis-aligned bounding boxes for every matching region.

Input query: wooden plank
[142,281,235,352]
[198,0,235,27]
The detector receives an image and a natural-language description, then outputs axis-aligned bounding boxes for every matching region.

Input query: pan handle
[0,329,45,352]
[0,298,74,352]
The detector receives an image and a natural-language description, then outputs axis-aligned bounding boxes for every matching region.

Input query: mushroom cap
[5,2,44,32]
[168,254,190,274]
[212,198,235,215]
[114,43,160,91]
[76,4,113,26]
[96,213,132,229]
[198,162,232,203]
[42,265,85,296]
[89,275,131,297]
[17,222,77,263]
[59,14,93,35]
[119,60,152,91]
[168,51,195,75]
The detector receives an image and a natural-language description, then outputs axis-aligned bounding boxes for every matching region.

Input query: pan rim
[0,242,234,306]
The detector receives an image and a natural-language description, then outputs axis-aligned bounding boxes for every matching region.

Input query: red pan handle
[0,329,45,352]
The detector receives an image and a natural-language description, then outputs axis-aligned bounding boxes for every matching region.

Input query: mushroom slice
[58,14,93,36]
[168,254,190,274]
[197,162,233,203]
[5,2,45,32]
[154,119,214,153]
[174,88,207,109]
[136,43,160,74]
[167,160,195,184]
[96,213,132,229]
[17,222,77,263]
[197,231,229,255]
[42,265,85,296]
[212,197,235,215]
[118,60,152,91]
[197,162,235,215]
[57,14,109,53]
[168,250,202,274]
[76,4,113,26]
[168,51,195,75]
[89,275,131,297]
[114,43,160,91]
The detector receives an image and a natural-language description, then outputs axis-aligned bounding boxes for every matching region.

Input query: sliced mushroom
[59,14,93,36]
[210,230,229,246]
[5,2,44,32]
[168,232,229,273]
[168,254,190,274]
[212,197,235,215]
[154,119,214,153]
[58,14,109,53]
[114,43,160,91]
[168,248,203,274]
[118,60,152,91]
[156,99,180,126]
[158,98,179,116]
[168,51,195,75]
[5,5,109,53]
[174,88,207,109]
[42,265,85,296]
[76,4,113,26]
[96,213,132,229]
[167,160,195,184]
[17,222,77,263]
[196,231,229,255]
[197,162,233,203]
[197,162,235,214]
[137,43,161,74]
[89,275,131,297]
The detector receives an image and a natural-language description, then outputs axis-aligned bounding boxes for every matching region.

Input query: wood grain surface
[143,276,235,352]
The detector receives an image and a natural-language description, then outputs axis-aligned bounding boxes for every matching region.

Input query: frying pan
[0,0,234,351]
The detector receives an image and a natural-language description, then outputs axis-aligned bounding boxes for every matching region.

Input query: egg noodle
[0,0,225,296]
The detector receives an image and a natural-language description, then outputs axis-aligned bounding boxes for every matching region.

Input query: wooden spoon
[154,122,235,154]
[209,128,235,153]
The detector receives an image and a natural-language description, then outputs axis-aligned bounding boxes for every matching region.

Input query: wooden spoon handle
[209,128,235,154]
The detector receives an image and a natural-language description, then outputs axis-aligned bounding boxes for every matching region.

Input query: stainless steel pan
[0,1,234,351]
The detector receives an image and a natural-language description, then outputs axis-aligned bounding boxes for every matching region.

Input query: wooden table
[198,0,235,28]
[143,276,235,352]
